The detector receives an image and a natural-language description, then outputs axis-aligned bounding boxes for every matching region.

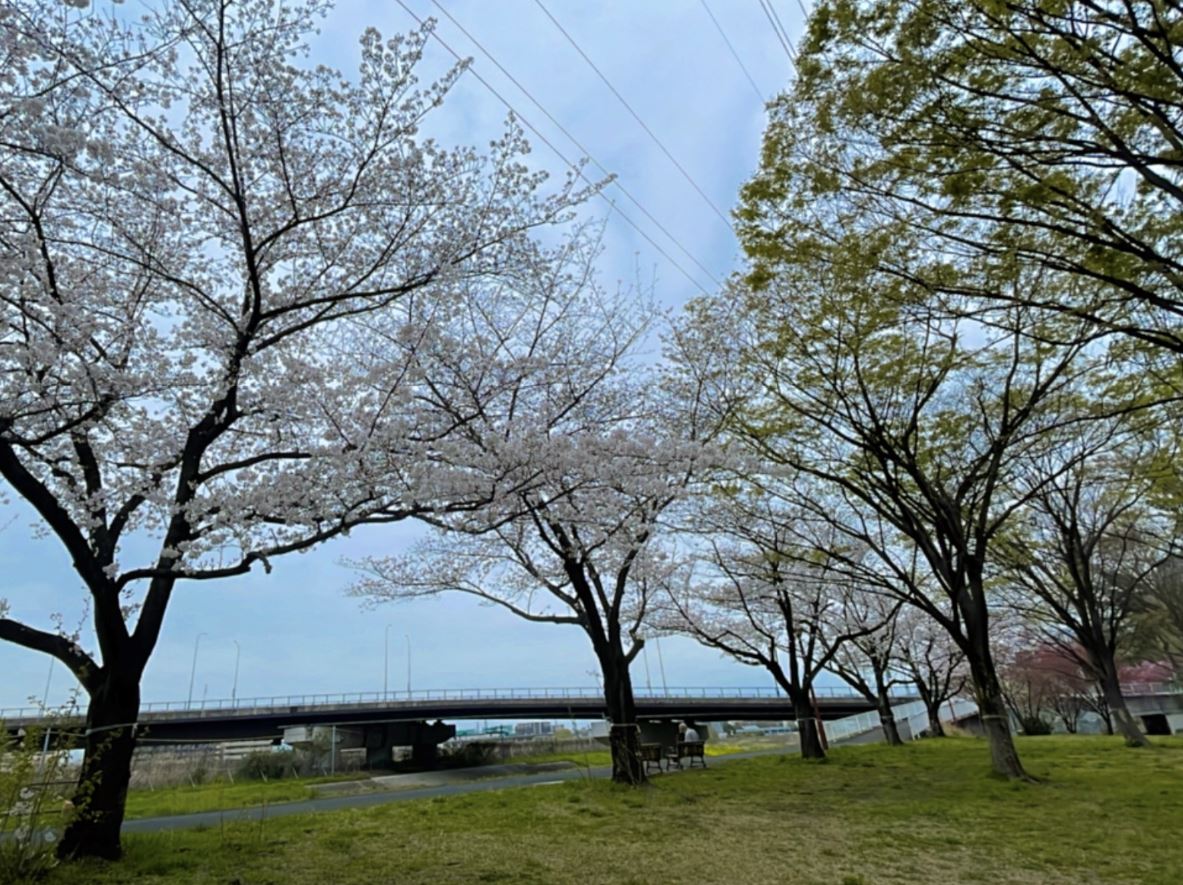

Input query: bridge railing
[1119,681,1180,697]
[1,684,924,721]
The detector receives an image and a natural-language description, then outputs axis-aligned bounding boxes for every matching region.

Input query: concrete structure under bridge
[1122,683,1183,735]
[2,686,914,767]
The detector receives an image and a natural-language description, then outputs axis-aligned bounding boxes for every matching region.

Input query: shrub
[236,750,301,781]
[438,741,500,769]
[0,710,77,883]
[1019,716,1053,736]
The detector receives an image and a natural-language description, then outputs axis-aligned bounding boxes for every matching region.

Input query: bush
[0,712,77,883]
[1019,716,1053,736]
[438,741,500,769]
[236,750,302,781]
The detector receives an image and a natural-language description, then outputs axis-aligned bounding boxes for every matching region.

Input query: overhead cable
[699,0,767,103]
[393,0,716,297]
[758,0,798,66]
[531,0,735,234]
[429,0,723,291]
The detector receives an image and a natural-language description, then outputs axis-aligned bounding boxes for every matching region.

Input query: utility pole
[231,639,241,703]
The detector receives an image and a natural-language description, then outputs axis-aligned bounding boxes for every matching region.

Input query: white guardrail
[826,697,981,743]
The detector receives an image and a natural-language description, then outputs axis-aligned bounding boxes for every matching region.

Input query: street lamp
[384,623,393,697]
[654,636,669,694]
[187,632,207,707]
[231,639,241,703]
[405,634,412,696]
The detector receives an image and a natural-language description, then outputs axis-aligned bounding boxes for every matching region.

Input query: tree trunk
[57,671,141,860]
[1100,708,1114,735]
[924,699,946,737]
[960,582,1031,780]
[1097,663,1149,747]
[967,652,1032,780]
[877,697,904,745]
[792,690,826,759]
[872,664,903,746]
[601,653,645,785]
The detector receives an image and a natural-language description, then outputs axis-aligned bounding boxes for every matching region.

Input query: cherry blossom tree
[827,591,905,745]
[657,487,888,760]
[0,0,588,859]
[893,606,967,738]
[996,428,1178,746]
[353,412,705,785]
[347,257,732,786]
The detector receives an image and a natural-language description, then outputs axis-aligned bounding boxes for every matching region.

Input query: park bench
[640,742,665,774]
[666,740,707,770]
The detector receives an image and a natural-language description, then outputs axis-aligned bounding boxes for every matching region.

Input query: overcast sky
[0,0,819,711]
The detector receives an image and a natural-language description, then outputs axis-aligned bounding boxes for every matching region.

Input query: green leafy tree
[674,258,1092,779]
[745,0,1181,354]
[995,423,1177,746]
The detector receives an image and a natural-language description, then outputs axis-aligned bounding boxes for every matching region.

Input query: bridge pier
[287,720,455,769]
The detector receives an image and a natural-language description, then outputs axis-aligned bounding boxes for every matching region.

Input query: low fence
[825,697,980,744]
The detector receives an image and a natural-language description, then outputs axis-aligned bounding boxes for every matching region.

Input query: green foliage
[438,742,500,769]
[235,750,302,782]
[0,717,76,882]
[742,0,1183,358]
[1018,717,1054,736]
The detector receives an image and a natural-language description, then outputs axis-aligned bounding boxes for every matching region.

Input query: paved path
[124,764,603,834]
[122,751,780,835]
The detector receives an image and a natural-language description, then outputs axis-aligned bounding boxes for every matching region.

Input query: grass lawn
[49,736,1183,885]
[123,774,366,820]
[510,734,794,768]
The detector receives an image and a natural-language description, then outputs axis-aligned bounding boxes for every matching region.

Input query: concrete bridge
[2,685,909,765]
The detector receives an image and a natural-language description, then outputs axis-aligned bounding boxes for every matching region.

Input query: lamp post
[384,623,393,697]
[654,636,669,694]
[405,633,412,696]
[39,658,55,772]
[41,657,54,709]
[187,632,207,707]
[231,639,241,703]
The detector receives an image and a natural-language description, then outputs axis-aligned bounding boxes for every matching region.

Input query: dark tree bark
[56,671,141,860]
[965,632,1029,780]
[600,648,645,784]
[831,655,904,746]
[1096,656,1147,747]
[921,695,946,737]
[794,690,826,760]
[876,697,903,745]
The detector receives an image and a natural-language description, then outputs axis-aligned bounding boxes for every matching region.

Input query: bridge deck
[2,687,919,744]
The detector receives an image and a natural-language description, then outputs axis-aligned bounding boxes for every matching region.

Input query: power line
[766,0,799,58]
[428,0,723,291]
[393,0,717,297]
[758,0,798,67]
[699,0,767,104]
[531,0,735,234]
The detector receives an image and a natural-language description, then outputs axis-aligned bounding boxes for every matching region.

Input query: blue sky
[0,0,816,711]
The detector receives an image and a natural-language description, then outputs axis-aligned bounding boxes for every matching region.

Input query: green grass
[511,735,789,768]
[123,774,364,820]
[50,736,1183,885]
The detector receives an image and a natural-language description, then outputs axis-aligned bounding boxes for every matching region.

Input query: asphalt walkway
[122,750,783,835]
